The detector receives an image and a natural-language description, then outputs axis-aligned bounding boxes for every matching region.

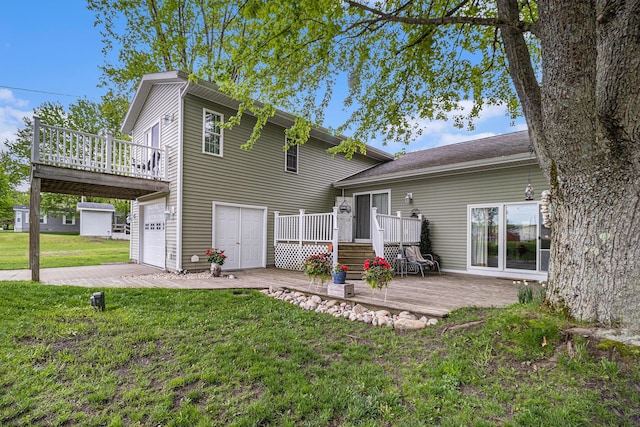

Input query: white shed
[76,202,115,237]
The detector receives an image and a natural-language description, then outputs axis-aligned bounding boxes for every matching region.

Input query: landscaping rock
[353,304,369,315]
[398,311,417,320]
[394,318,427,330]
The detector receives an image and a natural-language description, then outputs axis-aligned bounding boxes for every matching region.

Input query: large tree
[91,0,640,329]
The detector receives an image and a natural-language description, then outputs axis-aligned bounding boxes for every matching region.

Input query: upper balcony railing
[32,116,166,180]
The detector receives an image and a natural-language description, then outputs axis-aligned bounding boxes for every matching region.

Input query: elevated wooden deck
[28,117,170,281]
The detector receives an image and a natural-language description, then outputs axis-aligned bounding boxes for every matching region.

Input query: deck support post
[29,174,41,282]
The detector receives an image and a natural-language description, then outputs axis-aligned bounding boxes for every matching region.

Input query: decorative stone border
[261,286,439,330]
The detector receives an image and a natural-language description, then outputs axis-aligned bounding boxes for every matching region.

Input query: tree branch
[345,0,535,33]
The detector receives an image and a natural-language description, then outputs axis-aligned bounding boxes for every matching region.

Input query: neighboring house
[13,205,80,233]
[119,71,550,281]
[121,71,391,271]
[76,202,116,237]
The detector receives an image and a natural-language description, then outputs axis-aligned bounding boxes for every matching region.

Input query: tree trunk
[530,1,640,328]
[498,0,640,328]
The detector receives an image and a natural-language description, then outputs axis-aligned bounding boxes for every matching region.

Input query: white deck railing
[274,209,335,244]
[375,212,422,245]
[274,208,421,251]
[32,116,166,180]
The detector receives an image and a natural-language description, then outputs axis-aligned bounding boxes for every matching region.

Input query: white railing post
[162,146,167,179]
[332,207,339,268]
[106,132,113,173]
[298,209,305,247]
[371,207,384,258]
[274,211,280,247]
[397,211,403,248]
[32,116,40,163]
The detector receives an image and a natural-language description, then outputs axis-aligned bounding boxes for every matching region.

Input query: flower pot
[210,262,222,277]
[332,271,347,284]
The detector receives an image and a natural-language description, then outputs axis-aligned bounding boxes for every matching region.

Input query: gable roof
[335,131,536,188]
[121,71,393,162]
[76,202,115,212]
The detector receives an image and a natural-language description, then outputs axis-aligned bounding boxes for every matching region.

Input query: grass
[1,282,639,426]
[0,232,130,270]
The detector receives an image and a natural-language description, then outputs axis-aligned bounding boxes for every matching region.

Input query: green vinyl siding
[129,83,182,269]
[181,94,380,270]
[345,164,548,272]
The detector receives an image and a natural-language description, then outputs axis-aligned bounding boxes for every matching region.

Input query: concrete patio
[0,264,523,318]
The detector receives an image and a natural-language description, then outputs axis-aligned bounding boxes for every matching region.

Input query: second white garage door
[213,203,266,269]
[141,201,166,268]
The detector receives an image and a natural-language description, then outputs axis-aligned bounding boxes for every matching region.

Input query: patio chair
[401,246,426,277]
[405,246,441,276]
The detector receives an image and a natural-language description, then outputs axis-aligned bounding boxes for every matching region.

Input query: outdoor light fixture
[164,206,175,220]
[162,113,175,125]
[338,199,351,214]
[525,183,534,201]
[404,192,413,204]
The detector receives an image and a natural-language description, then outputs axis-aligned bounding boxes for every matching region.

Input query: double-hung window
[285,142,298,173]
[203,109,223,156]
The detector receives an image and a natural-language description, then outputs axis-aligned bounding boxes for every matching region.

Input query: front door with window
[354,191,390,241]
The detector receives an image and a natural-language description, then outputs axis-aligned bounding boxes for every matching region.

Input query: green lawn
[1,282,638,426]
[0,232,130,270]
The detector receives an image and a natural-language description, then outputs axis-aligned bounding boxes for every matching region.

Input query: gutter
[176,81,190,272]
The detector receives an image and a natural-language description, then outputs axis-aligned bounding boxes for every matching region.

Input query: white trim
[62,215,76,225]
[39,215,47,225]
[176,82,189,271]
[212,201,268,269]
[202,108,224,157]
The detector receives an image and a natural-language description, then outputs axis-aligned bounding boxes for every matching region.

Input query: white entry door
[141,201,166,268]
[214,203,266,269]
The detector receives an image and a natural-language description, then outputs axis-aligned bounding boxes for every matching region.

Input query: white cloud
[369,101,527,153]
[0,90,32,151]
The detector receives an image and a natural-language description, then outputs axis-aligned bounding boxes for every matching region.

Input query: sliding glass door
[469,202,546,277]
[505,204,538,271]
[354,191,390,241]
[470,206,499,268]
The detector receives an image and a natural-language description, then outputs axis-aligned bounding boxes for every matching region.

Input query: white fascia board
[334,153,537,188]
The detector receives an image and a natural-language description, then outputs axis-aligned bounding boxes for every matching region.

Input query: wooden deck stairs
[337,243,376,280]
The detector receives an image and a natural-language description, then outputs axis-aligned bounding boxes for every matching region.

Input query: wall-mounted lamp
[164,206,175,220]
[524,183,534,201]
[162,113,175,125]
[404,192,413,204]
[338,199,351,214]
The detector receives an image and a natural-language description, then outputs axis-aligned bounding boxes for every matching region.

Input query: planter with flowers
[362,257,394,301]
[332,263,349,284]
[303,253,331,288]
[328,263,355,298]
[206,247,227,277]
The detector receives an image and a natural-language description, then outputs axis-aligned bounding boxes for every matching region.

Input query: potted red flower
[332,263,348,284]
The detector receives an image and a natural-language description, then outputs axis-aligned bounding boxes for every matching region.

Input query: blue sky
[0,1,526,155]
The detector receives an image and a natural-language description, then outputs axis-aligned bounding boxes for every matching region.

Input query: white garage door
[214,204,265,270]
[142,201,166,268]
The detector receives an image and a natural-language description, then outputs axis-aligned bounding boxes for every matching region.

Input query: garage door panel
[142,202,165,268]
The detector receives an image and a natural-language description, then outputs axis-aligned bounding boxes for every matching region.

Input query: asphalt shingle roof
[340,130,532,182]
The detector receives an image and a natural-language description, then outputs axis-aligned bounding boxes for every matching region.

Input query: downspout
[176,81,190,271]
